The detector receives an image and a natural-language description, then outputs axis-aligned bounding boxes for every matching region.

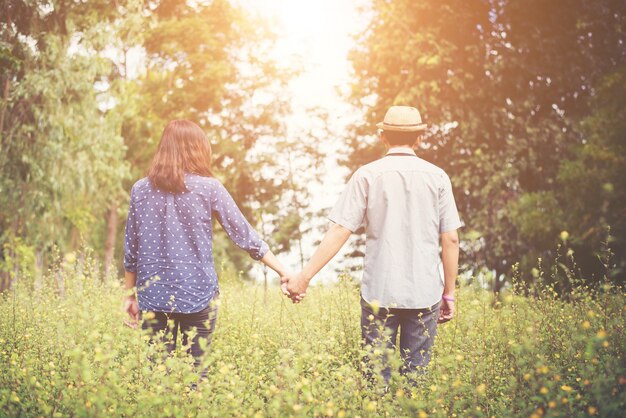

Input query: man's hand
[279,222,351,303]
[280,272,306,302]
[438,297,455,323]
[285,272,309,303]
[124,296,140,329]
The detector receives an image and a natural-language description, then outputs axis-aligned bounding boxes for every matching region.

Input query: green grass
[1,258,625,417]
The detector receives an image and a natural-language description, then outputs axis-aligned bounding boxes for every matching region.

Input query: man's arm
[439,229,459,322]
[285,223,352,299]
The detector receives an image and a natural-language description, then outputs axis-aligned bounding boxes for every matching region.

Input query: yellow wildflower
[476,384,486,395]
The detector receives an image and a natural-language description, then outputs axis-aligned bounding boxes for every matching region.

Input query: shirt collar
[385,146,417,156]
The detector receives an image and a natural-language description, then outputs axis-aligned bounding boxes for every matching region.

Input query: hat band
[382,122,423,127]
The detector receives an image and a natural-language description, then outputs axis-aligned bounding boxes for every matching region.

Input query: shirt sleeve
[439,173,463,233]
[211,181,269,260]
[328,169,367,232]
[123,188,139,273]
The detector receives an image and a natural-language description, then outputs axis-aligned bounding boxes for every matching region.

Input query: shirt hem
[440,220,463,233]
[138,287,219,314]
[360,292,443,310]
[124,265,137,273]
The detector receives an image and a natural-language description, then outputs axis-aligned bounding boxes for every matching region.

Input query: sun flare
[243,0,363,110]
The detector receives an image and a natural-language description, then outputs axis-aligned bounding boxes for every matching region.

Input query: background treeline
[0,0,322,291]
[345,0,626,292]
[1,0,625,294]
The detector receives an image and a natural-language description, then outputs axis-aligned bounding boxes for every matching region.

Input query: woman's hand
[280,275,291,297]
[124,296,139,329]
[123,271,139,328]
[285,272,310,303]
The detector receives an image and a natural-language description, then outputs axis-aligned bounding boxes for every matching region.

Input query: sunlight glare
[243,0,364,111]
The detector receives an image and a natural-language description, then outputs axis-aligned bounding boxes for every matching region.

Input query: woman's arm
[211,182,269,260]
[124,270,139,328]
[260,250,294,296]
[285,223,352,299]
[211,181,293,291]
[123,190,140,328]
[260,250,289,277]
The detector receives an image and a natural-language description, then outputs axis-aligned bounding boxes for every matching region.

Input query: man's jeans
[141,299,218,380]
[361,296,440,384]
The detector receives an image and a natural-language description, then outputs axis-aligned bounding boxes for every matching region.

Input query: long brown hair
[148,120,214,193]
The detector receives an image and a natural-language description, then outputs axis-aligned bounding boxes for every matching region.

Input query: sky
[243,0,365,114]
[239,0,371,283]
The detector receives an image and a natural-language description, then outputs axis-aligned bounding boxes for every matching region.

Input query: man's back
[329,146,462,309]
[284,106,461,383]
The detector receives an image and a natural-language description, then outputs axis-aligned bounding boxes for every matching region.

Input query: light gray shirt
[329,146,462,309]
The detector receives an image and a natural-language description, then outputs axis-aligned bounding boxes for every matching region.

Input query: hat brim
[376,122,428,132]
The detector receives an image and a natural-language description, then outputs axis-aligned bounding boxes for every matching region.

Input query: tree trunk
[69,227,79,250]
[0,246,12,293]
[34,248,44,291]
[11,247,18,290]
[0,78,10,136]
[0,271,8,293]
[103,204,119,280]
[297,233,304,270]
[493,268,505,295]
[0,5,12,137]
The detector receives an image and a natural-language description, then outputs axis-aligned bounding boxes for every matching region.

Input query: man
[284,105,462,383]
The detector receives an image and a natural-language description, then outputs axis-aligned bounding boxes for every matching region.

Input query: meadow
[0,255,624,417]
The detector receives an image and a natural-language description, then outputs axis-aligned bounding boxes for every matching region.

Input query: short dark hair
[382,130,420,146]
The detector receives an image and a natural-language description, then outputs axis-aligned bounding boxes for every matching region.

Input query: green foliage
[1,257,624,416]
[0,235,35,289]
[116,0,300,276]
[0,1,136,284]
[555,69,626,279]
[1,0,302,282]
[509,192,564,247]
[347,0,626,290]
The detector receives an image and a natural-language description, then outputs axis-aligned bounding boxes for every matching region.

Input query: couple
[123,105,462,384]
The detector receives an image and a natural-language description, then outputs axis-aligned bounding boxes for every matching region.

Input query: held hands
[280,272,309,303]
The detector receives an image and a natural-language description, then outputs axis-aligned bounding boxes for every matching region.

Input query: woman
[123,119,289,378]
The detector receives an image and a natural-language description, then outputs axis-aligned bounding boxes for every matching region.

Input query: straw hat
[376,106,427,132]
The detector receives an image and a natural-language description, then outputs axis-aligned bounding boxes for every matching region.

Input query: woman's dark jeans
[361,296,440,385]
[141,299,218,380]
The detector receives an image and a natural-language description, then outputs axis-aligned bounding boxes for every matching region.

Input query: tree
[0,0,132,290]
[555,69,626,284]
[347,0,626,291]
[115,0,299,277]
[0,0,305,288]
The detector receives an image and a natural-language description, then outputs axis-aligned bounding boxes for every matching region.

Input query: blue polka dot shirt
[123,174,269,313]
